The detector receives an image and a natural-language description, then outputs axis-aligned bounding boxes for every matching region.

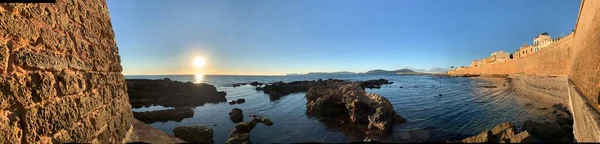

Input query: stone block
[0,112,22,144]
[15,51,68,71]
[56,70,86,96]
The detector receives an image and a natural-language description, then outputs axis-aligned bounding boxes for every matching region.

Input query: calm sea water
[125,74,547,143]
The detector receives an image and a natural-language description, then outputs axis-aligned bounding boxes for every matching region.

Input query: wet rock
[132,108,194,124]
[258,79,393,100]
[233,81,264,87]
[127,79,227,108]
[173,126,214,143]
[229,101,237,105]
[229,108,244,123]
[360,79,392,89]
[456,122,538,143]
[236,98,245,104]
[226,133,251,144]
[226,115,275,144]
[305,82,406,139]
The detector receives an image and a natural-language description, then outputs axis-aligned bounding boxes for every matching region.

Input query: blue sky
[106,0,581,75]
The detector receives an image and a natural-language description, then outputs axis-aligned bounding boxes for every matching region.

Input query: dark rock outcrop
[233,81,264,87]
[256,79,393,100]
[132,108,194,124]
[236,98,246,104]
[304,82,406,140]
[522,120,572,142]
[173,126,214,143]
[456,122,538,143]
[229,108,244,123]
[226,115,275,144]
[229,101,237,105]
[126,78,227,108]
[359,79,393,89]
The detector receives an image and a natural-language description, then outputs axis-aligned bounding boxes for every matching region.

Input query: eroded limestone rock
[305,82,406,139]
[457,122,538,143]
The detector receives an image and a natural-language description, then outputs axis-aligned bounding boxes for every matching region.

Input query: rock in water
[126,79,227,108]
[226,115,275,144]
[305,82,406,139]
[457,122,538,143]
[173,126,214,143]
[133,108,194,124]
[229,108,244,123]
[236,98,246,104]
[229,100,237,105]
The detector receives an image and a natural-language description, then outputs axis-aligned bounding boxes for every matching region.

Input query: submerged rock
[133,108,194,124]
[173,126,214,143]
[229,108,244,123]
[127,79,227,108]
[456,122,538,143]
[360,79,393,89]
[305,82,406,139]
[229,101,237,105]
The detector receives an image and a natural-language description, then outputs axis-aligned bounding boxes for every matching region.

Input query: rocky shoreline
[305,81,406,140]
[457,75,574,143]
[126,78,227,108]
[133,108,194,124]
[252,78,393,100]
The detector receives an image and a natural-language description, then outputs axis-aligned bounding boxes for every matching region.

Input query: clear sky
[106,0,581,75]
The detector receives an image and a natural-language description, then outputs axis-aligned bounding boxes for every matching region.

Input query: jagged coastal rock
[173,125,214,143]
[229,108,244,123]
[256,79,394,100]
[133,108,194,124]
[226,115,275,144]
[126,78,227,108]
[457,122,537,143]
[304,82,406,139]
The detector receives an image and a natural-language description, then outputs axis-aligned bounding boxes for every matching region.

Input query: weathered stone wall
[0,0,133,143]
[448,33,574,76]
[569,0,600,112]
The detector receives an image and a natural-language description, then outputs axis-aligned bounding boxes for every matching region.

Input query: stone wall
[448,33,574,76]
[0,0,133,143]
[569,0,600,112]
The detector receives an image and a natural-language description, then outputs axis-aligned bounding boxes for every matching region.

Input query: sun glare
[193,57,206,68]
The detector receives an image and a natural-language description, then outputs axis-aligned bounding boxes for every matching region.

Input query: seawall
[449,0,600,141]
[0,0,133,143]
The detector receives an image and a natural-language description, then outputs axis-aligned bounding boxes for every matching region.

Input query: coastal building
[514,33,565,59]
[491,50,510,63]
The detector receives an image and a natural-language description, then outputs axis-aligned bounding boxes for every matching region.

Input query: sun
[193,57,206,68]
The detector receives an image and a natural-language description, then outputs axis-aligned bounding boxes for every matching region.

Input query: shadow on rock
[127,78,227,108]
[133,108,194,124]
[304,82,406,141]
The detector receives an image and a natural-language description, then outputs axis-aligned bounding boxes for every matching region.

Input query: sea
[125,74,548,143]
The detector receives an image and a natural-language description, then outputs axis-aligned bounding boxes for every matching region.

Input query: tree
[541,32,549,35]
[450,66,455,69]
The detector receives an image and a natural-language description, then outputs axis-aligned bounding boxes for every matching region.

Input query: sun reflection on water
[194,73,204,83]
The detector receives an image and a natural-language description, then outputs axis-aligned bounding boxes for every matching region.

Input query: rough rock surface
[304,82,406,139]
[0,0,134,143]
[522,120,573,142]
[226,115,275,144]
[173,126,214,144]
[256,79,393,100]
[229,108,244,123]
[457,122,538,143]
[126,78,227,108]
[132,108,194,124]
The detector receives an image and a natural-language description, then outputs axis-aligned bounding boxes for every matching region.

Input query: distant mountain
[288,69,419,76]
[362,69,415,75]
[304,71,356,75]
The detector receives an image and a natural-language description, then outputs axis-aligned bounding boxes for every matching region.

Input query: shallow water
[125,75,549,143]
